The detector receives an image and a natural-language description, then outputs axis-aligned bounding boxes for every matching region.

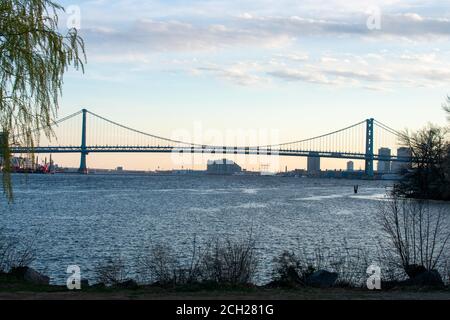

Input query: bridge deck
[11,146,411,162]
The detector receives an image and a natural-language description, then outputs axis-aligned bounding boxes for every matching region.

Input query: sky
[49,0,450,171]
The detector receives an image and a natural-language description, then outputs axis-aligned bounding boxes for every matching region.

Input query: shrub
[296,243,369,287]
[201,237,258,285]
[271,251,311,287]
[94,256,128,287]
[137,243,178,286]
[0,231,36,272]
[378,196,450,280]
[135,235,258,287]
[271,241,369,288]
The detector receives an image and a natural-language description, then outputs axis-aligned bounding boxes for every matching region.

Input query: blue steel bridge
[10,109,410,176]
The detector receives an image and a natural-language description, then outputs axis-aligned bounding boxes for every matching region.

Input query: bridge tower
[365,118,374,177]
[78,109,88,174]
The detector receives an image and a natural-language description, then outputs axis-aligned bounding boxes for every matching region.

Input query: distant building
[307,153,321,173]
[347,161,354,172]
[207,159,242,175]
[377,148,392,173]
[392,147,412,173]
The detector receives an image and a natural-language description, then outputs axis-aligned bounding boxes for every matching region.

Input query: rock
[407,270,444,288]
[24,268,50,286]
[10,267,50,286]
[405,264,427,279]
[115,279,139,289]
[305,270,338,288]
[81,279,90,288]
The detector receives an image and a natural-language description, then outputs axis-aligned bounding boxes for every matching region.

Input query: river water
[1,174,448,284]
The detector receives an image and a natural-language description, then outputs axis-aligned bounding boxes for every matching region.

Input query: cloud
[268,69,337,86]
[73,0,450,91]
[414,68,450,82]
[274,53,309,61]
[81,11,450,64]
[83,18,293,55]
[266,51,450,90]
[195,62,270,86]
[379,13,450,38]
[237,13,450,39]
[324,69,391,83]
[76,0,447,21]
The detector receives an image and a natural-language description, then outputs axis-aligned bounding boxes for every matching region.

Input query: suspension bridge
[10,109,411,176]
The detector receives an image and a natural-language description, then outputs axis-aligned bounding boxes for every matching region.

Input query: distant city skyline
[49,0,450,170]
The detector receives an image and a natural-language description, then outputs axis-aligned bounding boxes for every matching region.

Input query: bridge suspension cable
[86,110,202,148]
[272,120,367,147]
[86,110,369,154]
[10,110,83,145]
[374,120,407,137]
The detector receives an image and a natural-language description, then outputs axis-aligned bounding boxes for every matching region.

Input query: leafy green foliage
[0,0,85,200]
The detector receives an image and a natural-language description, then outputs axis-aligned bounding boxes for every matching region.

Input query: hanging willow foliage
[0,0,85,201]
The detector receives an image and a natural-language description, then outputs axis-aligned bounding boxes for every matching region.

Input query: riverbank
[0,273,448,300]
[1,287,449,300]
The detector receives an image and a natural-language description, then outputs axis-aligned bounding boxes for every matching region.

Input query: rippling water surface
[1,174,448,284]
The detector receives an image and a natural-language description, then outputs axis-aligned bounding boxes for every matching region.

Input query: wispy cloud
[68,0,450,90]
[84,13,450,55]
[189,51,450,90]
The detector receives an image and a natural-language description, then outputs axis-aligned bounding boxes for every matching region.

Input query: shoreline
[0,285,449,301]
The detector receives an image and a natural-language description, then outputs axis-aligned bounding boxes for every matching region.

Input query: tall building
[207,159,242,175]
[307,153,321,173]
[392,147,412,173]
[347,161,354,172]
[377,148,392,173]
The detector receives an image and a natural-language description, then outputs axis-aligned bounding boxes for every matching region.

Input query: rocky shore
[1,267,448,301]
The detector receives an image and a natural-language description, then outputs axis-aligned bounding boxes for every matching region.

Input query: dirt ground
[0,288,449,300]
